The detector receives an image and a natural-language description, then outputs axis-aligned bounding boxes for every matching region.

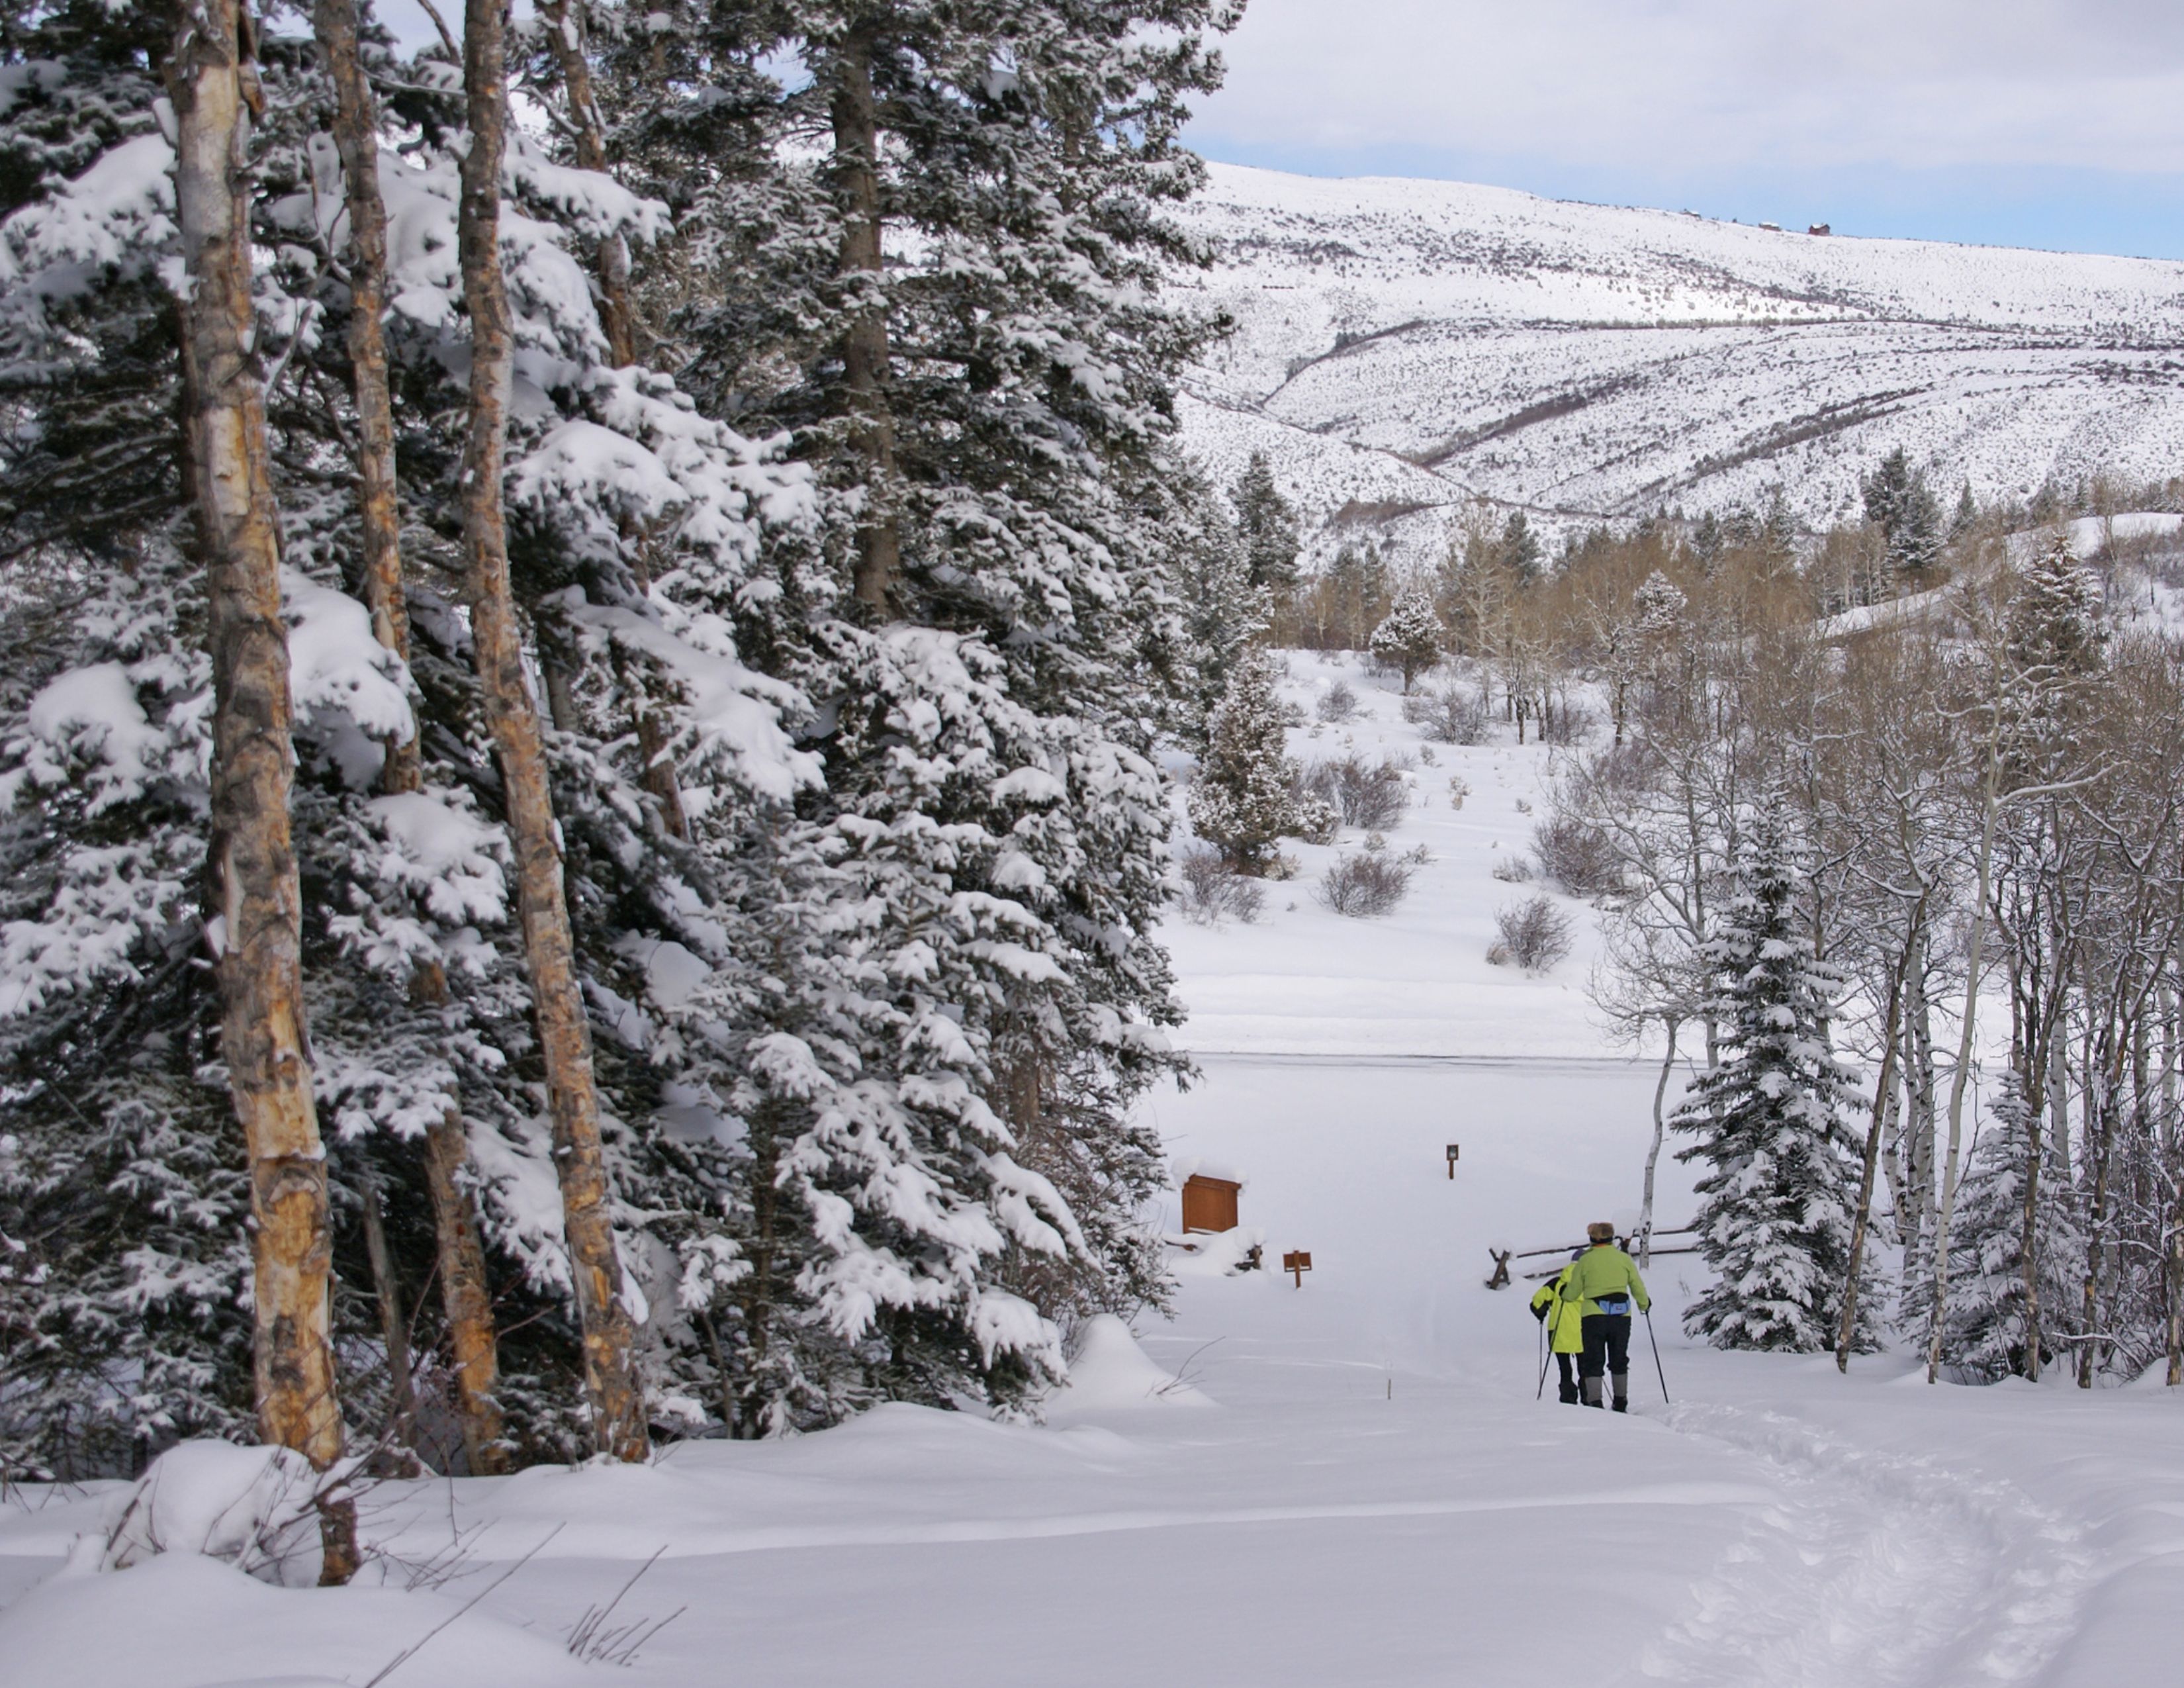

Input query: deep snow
[2,659,2180,1687]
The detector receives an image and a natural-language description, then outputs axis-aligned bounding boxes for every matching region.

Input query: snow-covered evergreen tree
[1231,449,1300,595]
[1165,465,1267,744]
[1188,648,1310,874]
[1672,800,1872,1352]
[569,0,1233,1416]
[1861,447,1942,584]
[1498,512,1543,583]
[1369,586,1443,693]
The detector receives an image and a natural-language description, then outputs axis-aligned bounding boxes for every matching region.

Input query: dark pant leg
[1605,1316,1632,1404]
[1555,1352,1578,1404]
[1578,1314,1611,1378]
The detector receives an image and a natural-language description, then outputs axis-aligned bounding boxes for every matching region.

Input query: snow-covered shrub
[1532,814,1621,898]
[1447,776,1471,810]
[1177,847,1266,926]
[102,1442,329,1587]
[1316,680,1359,723]
[1316,852,1414,917]
[1301,754,1410,830]
[1490,854,1533,884]
[1287,782,1340,845]
[1402,685,1488,744]
[1488,896,1572,972]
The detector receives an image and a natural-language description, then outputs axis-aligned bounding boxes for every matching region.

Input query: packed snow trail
[1637,1403,2095,1688]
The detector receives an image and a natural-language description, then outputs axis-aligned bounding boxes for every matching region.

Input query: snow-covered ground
[1175,163,2184,567]
[1165,650,1610,1058]
[4,661,2181,1687]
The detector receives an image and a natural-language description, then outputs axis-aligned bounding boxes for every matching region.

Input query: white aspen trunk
[1927,713,2005,1384]
[168,0,354,1580]
[1638,1017,1678,1269]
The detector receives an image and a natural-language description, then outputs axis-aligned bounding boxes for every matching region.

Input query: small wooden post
[1484,1248,1512,1289]
[1445,1143,1460,1179]
[1283,1250,1312,1288]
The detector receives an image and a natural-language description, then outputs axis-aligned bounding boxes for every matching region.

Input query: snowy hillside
[1176,164,2184,564]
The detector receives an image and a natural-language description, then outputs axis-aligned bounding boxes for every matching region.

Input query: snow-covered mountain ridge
[1174,163,2184,564]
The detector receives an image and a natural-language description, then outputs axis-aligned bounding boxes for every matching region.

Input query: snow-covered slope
[1161,649,1610,1058]
[1176,164,2184,564]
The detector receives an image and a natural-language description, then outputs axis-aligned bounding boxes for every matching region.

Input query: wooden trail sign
[1283,1250,1312,1288]
[1181,1174,1240,1235]
[1445,1143,1460,1178]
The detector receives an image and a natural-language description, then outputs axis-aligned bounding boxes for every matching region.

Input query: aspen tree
[168,0,355,1577]
[311,0,510,1468]
[458,0,647,1462]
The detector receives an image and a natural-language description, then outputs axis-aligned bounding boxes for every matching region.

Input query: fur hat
[1587,1221,1615,1243]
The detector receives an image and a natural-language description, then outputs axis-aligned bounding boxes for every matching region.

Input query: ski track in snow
[1639,1403,2097,1688]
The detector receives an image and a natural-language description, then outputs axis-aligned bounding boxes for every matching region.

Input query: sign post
[1445,1143,1460,1179]
[1283,1250,1312,1289]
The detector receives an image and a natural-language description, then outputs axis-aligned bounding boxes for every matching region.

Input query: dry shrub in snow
[1490,853,1533,883]
[1488,896,1574,973]
[1537,696,1596,746]
[1315,680,1359,723]
[1300,754,1410,830]
[1402,685,1489,745]
[1531,814,1621,898]
[1177,846,1266,925]
[101,1441,328,1586]
[1316,851,1415,917]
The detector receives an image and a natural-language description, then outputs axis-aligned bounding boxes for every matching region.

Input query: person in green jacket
[1528,1254,1586,1405]
[1565,1222,1651,1412]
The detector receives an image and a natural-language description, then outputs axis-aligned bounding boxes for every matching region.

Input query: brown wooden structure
[1181,1173,1240,1235]
[1283,1250,1312,1288]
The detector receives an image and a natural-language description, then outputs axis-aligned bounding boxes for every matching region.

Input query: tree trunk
[1638,1017,1677,1268]
[355,1165,416,1440]
[2019,986,2065,1382]
[1839,927,1914,1372]
[535,0,635,367]
[831,34,901,613]
[1901,934,1934,1260]
[2078,1027,2118,1389]
[2163,984,2181,1388]
[169,0,355,1585]
[1927,713,2004,1384]
[459,0,649,1463]
[422,1108,511,1473]
[312,0,418,793]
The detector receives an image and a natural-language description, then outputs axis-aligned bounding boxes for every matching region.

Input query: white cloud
[1197,0,2184,174]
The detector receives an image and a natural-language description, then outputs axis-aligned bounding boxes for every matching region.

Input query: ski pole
[1535,1315,1553,1400]
[1644,1307,1670,1404]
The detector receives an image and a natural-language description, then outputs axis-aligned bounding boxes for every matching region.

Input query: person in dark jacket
[1563,1222,1650,1411]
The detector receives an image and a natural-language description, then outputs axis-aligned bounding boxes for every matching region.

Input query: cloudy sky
[1187,0,2184,256]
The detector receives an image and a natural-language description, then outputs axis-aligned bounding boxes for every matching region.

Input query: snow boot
[1581,1376,1604,1409]
[1611,1372,1629,1413]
